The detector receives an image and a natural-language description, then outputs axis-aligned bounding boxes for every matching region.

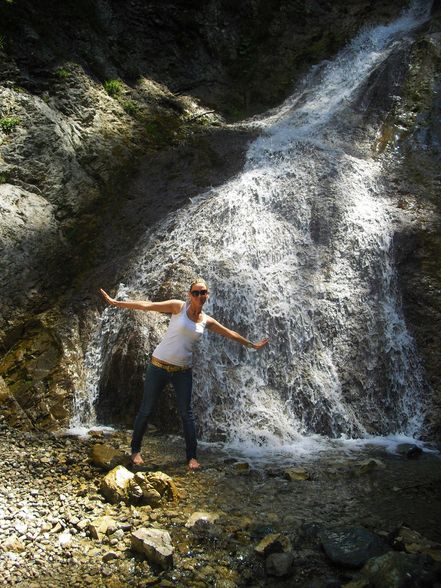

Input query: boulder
[100,466,179,506]
[2,535,26,553]
[233,462,250,472]
[396,444,423,459]
[142,471,179,502]
[133,471,179,507]
[131,528,174,570]
[90,443,128,470]
[320,527,390,568]
[100,465,135,504]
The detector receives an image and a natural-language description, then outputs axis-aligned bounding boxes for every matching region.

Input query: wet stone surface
[0,418,441,587]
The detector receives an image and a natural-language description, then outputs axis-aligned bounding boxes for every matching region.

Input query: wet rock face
[0,311,84,430]
[95,310,183,432]
[0,0,440,436]
[330,15,441,440]
[0,184,66,325]
[380,24,441,440]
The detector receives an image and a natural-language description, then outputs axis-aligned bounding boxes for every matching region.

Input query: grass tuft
[0,116,20,133]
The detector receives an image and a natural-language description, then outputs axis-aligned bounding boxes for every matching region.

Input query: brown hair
[189,278,208,291]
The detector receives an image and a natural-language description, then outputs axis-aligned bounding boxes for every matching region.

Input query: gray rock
[396,443,423,459]
[265,552,295,577]
[319,527,390,568]
[131,527,174,569]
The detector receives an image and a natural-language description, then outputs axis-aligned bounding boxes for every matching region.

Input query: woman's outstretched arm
[100,289,183,314]
[206,316,269,350]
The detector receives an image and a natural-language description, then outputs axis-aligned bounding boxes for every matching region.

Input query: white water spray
[72,1,431,455]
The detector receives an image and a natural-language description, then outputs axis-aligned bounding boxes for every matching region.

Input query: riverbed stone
[319,527,390,568]
[136,471,179,503]
[354,459,386,474]
[255,533,292,556]
[393,526,441,561]
[265,551,295,577]
[131,527,174,569]
[100,466,135,504]
[2,535,26,552]
[396,444,423,459]
[0,421,441,587]
[185,512,220,528]
[90,444,128,470]
[88,516,117,541]
[284,467,311,481]
[345,550,441,588]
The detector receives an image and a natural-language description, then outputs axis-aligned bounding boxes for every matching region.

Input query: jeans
[131,363,197,461]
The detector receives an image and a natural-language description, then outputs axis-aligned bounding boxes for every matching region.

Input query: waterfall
[71,1,431,452]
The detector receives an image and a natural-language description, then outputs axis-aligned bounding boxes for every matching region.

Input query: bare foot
[188,458,200,470]
[131,452,144,466]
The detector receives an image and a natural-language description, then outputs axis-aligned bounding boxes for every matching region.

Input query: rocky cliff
[1,0,441,439]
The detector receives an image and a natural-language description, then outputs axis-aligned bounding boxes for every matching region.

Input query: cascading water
[71,0,431,454]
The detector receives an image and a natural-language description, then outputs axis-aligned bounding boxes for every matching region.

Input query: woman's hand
[100,288,117,306]
[250,338,269,350]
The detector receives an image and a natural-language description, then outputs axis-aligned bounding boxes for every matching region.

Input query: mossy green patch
[144,111,191,149]
[104,79,123,98]
[0,116,20,133]
[121,99,139,116]
[55,67,71,79]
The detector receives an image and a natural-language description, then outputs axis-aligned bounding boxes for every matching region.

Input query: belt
[151,356,190,372]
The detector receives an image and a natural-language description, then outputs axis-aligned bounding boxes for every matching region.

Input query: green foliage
[0,34,4,50]
[0,116,20,133]
[121,100,139,116]
[104,79,123,98]
[0,173,8,183]
[55,67,71,79]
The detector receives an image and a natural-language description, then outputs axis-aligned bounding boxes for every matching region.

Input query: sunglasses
[190,290,209,297]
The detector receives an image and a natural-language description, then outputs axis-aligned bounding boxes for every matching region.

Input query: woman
[100,279,268,470]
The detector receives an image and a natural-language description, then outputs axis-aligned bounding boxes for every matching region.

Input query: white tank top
[153,302,207,367]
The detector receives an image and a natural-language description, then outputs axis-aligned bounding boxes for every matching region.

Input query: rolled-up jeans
[131,363,196,461]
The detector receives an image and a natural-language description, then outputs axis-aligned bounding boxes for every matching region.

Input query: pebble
[1,420,441,587]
